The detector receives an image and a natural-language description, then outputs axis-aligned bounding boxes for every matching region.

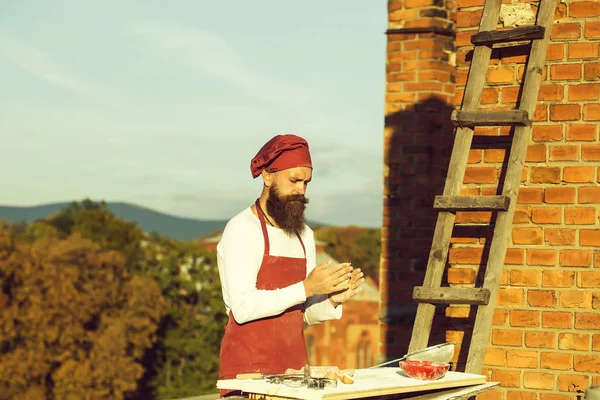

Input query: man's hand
[328,268,365,307]
[303,261,353,298]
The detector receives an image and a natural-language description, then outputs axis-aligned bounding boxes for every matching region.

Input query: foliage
[314,226,382,279]
[137,236,227,399]
[0,228,168,399]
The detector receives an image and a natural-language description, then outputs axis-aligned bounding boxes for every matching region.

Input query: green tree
[314,226,382,279]
[137,237,226,399]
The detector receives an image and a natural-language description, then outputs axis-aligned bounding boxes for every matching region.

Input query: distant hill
[0,202,326,242]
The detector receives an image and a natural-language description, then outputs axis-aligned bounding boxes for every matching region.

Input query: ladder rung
[451,110,530,127]
[434,195,510,211]
[471,25,546,45]
[413,287,491,305]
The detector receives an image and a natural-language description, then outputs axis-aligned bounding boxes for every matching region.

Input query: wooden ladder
[407,0,555,374]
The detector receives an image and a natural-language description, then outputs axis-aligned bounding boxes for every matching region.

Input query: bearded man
[217,134,365,397]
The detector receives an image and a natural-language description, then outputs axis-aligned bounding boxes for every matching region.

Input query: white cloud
[0,31,118,106]
[127,21,312,105]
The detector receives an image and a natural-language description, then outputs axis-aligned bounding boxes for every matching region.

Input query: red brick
[481,87,499,104]
[535,104,548,122]
[464,167,497,183]
[523,372,555,390]
[586,21,600,38]
[543,311,573,329]
[555,2,568,19]
[491,370,521,389]
[579,186,600,203]
[542,270,575,288]
[505,248,525,265]
[502,390,537,400]
[498,288,525,306]
[585,61,600,80]
[455,211,492,224]
[457,10,483,28]
[550,104,580,121]
[530,167,561,183]
[549,145,579,161]
[557,373,589,392]
[538,84,564,101]
[559,332,590,351]
[584,104,600,121]
[568,42,600,60]
[518,188,544,204]
[570,1,600,17]
[546,43,565,61]
[594,334,600,351]
[487,67,515,84]
[493,309,509,325]
[502,86,520,103]
[510,310,540,327]
[569,83,600,101]
[526,144,547,162]
[525,331,555,348]
[560,290,593,308]
[447,267,476,284]
[507,349,538,368]
[510,269,541,287]
[484,148,506,163]
[492,329,523,346]
[576,313,600,329]
[550,64,582,80]
[563,166,595,183]
[560,249,593,267]
[565,207,596,224]
[551,23,581,40]
[484,347,507,366]
[449,247,483,265]
[581,230,600,247]
[574,354,600,373]
[579,271,600,288]
[528,249,559,266]
[582,144,600,160]
[544,187,576,203]
[528,290,557,307]
[566,124,598,141]
[512,227,543,245]
[533,125,563,142]
[544,228,576,246]
[541,352,572,370]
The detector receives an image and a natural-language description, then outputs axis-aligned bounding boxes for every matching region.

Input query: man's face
[266,167,312,236]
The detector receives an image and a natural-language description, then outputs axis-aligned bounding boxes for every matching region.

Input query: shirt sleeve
[218,218,307,324]
[302,232,343,326]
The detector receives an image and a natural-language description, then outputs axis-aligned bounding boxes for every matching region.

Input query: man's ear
[262,169,273,187]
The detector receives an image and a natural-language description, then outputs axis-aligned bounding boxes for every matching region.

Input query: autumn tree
[0,224,168,399]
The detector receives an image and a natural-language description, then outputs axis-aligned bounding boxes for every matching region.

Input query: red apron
[218,200,309,397]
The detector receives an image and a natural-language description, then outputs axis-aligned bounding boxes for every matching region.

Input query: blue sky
[1,0,387,227]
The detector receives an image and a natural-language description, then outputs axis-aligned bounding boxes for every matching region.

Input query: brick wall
[382,0,600,397]
[380,0,457,360]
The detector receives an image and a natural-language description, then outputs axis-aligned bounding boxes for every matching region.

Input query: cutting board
[216,368,488,400]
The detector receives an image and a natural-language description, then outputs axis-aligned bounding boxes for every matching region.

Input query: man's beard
[266,184,309,236]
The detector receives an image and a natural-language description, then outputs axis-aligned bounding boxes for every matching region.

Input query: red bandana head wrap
[250,134,312,178]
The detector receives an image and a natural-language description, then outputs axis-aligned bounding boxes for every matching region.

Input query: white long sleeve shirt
[217,207,343,325]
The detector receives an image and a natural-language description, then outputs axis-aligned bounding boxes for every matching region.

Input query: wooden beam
[471,25,545,45]
[434,195,510,211]
[451,110,530,127]
[413,287,491,305]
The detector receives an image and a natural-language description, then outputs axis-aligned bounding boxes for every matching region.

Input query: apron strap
[255,199,306,258]
[255,199,270,256]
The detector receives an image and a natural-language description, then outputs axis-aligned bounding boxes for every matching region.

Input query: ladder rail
[407,0,504,354]
[464,0,556,374]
